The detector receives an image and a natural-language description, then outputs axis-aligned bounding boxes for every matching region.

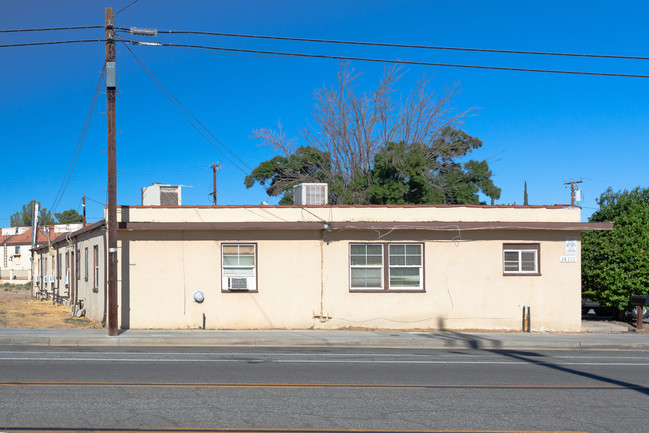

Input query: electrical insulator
[129,27,158,36]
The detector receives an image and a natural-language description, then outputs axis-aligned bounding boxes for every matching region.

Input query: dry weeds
[0,282,102,329]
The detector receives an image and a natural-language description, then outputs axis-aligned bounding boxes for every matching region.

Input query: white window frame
[388,243,423,290]
[349,243,424,292]
[349,244,384,290]
[93,245,99,289]
[503,244,540,275]
[221,243,257,292]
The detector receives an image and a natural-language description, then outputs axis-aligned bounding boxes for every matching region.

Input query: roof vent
[293,183,328,205]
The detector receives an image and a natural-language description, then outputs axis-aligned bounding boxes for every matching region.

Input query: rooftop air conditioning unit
[292,183,328,205]
[141,183,182,206]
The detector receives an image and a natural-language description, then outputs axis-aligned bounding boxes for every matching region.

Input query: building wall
[1,227,29,236]
[3,224,83,281]
[118,204,581,224]
[1,244,32,280]
[33,226,107,323]
[120,228,582,332]
[72,231,107,322]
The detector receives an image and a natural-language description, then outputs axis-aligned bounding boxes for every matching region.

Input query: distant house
[32,202,611,332]
[1,225,81,282]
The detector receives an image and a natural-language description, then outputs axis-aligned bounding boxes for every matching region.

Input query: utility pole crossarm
[564,179,583,206]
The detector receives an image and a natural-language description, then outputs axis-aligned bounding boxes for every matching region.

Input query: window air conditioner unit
[292,183,328,205]
[227,276,254,291]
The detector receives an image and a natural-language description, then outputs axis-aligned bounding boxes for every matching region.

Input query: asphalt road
[1,346,648,433]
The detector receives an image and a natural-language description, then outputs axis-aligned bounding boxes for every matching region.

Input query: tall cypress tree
[523,181,529,205]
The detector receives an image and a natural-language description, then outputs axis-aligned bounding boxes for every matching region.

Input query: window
[503,244,540,275]
[388,244,423,289]
[65,252,70,283]
[84,247,88,281]
[14,246,20,255]
[93,245,99,290]
[57,253,61,280]
[350,243,424,291]
[221,243,257,291]
[76,249,80,280]
[350,244,383,289]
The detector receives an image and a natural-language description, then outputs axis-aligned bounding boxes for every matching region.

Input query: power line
[0,26,104,33]
[84,196,106,206]
[117,36,252,175]
[135,29,649,61]
[125,39,649,79]
[50,65,105,213]
[115,0,141,16]
[0,39,103,48]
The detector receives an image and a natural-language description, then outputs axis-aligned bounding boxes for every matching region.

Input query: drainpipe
[319,229,325,320]
[313,227,331,322]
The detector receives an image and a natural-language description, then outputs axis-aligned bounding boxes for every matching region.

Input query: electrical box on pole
[105,62,116,88]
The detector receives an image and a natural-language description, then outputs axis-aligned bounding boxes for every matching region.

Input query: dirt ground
[0,282,103,329]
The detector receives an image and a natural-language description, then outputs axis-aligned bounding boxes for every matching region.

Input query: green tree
[250,64,478,204]
[582,187,649,311]
[524,181,529,205]
[247,127,500,205]
[244,146,333,204]
[54,209,83,224]
[246,66,502,205]
[367,129,500,205]
[9,201,55,227]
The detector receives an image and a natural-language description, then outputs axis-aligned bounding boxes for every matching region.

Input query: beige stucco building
[32,204,611,332]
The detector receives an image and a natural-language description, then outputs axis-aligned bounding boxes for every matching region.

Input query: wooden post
[106,7,118,336]
[637,306,644,331]
[82,196,86,228]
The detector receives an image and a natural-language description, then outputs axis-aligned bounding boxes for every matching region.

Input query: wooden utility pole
[105,7,118,336]
[564,180,583,206]
[82,196,86,228]
[209,163,222,206]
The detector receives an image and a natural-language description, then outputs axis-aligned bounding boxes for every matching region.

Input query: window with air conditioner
[222,243,257,292]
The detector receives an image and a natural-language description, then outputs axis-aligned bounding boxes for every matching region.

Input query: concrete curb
[1,329,649,350]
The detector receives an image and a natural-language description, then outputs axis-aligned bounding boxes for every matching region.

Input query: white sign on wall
[565,237,578,255]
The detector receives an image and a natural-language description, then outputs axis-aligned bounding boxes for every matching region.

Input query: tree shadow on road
[412,318,649,397]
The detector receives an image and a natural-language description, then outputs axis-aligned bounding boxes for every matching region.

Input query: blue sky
[2,0,648,224]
